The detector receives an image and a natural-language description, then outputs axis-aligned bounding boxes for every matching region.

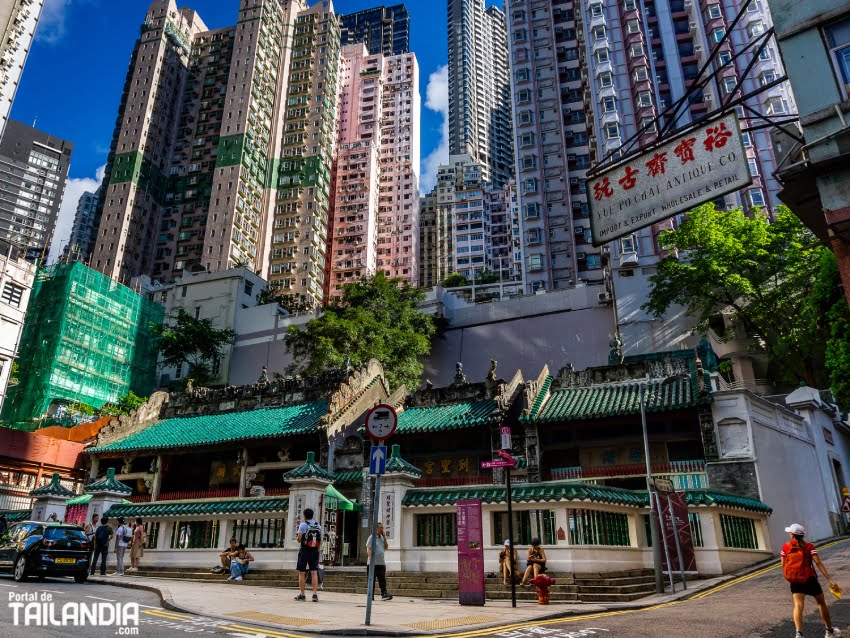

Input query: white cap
[504,539,511,546]
[785,523,806,535]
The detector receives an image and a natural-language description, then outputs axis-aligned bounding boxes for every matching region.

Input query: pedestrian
[89,516,113,576]
[782,523,842,638]
[84,513,98,571]
[228,544,254,582]
[47,512,59,523]
[520,538,547,586]
[213,537,239,574]
[114,516,132,576]
[129,517,145,573]
[294,507,321,602]
[499,539,519,586]
[366,522,393,601]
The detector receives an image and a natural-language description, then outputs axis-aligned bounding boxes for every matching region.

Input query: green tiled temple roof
[522,376,708,424]
[334,470,364,484]
[283,451,334,481]
[104,497,289,518]
[30,473,76,498]
[0,510,31,522]
[402,482,771,513]
[527,376,553,419]
[85,468,132,495]
[385,444,422,477]
[88,401,328,454]
[66,493,93,506]
[396,399,498,434]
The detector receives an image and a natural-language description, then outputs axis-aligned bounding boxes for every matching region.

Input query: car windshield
[44,527,87,542]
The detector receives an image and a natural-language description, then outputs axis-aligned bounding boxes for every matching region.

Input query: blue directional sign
[369,445,387,475]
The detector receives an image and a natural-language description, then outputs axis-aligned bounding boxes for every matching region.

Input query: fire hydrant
[530,573,556,604]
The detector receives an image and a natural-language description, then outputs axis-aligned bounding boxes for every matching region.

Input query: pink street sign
[481,459,517,469]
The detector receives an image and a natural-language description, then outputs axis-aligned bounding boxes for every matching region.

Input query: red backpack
[783,541,814,584]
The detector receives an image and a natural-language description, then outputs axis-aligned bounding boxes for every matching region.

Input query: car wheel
[74,571,88,584]
[12,556,28,582]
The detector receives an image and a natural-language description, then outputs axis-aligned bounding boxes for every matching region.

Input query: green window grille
[720,514,758,549]
[415,514,457,547]
[168,521,220,549]
[143,521,160,549]
[642,512,704,548]
[492,510,556,545]
[233,518,285,548]
[568,508,630,546]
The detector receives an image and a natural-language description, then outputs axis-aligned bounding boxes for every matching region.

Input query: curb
[88,536,850,636]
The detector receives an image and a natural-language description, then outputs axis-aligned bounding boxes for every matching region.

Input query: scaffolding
[2,262,164,428]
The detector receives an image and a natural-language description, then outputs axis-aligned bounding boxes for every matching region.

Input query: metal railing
[127,486,290,503]
[548,460,706,482]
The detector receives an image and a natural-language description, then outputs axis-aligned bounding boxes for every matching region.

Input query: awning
[326,483,362,511]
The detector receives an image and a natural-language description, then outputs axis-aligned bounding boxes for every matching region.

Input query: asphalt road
[0,574,293,638]
[456,540,850,638]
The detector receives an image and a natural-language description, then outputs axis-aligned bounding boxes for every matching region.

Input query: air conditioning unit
[597,291,612,304]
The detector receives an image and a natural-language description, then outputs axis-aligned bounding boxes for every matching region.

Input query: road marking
[431,538,850,638]
[221,622,309,638]
[0,582,17,587]
[39,589,63,594]
[144,609,197,621]
[85,595,117,602]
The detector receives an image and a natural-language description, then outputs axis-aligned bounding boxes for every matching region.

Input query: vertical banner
[383,491,394,539]
[658,492,697,572]
[457,499,486,606]
[292,494,304,540]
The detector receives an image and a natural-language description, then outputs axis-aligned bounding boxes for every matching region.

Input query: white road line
[137,604,158,608]
[39,589,63,594]
[0,582,18,587]
[85,595,116,602]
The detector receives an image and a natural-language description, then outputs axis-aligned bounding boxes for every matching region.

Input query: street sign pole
[365,472,382,625]
[505,464,516,608]
[667,493,686,590]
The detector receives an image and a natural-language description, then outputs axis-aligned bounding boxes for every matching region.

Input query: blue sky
[13,0,499,257]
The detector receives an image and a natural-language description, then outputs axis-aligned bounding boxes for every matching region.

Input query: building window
[705,4,722,20]
[492,510,555,546]
[244,281,254,295]
[633,66,649,82]
[721,76,738,96]
[759,70,776,86]
[747,188,766,207]
[527,254,544,271]
[595,49,610,64]
[592,26,607,41]
[826,19,850,94]
[747,158,759,176]
[1,282,24,308]
[623,0,636,10]
[524,203,539,219]
[524,179,538,193]
[720,515,758,549]
[626,19,641,35]
[598,72,613,89]
[416,513,457,547]
[710,28,726,44]
[602,96,617,112]
[604,122,620,140]
[747,20,765,38]
[568,509,630,546]
[766,97,787,115]
[629,43,644,59]
[637,91,653,107]
[586,254,602,270]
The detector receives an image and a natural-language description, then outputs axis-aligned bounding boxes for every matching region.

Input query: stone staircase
[131,566,658,603]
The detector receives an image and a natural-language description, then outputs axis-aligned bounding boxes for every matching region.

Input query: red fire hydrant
[530,573,556,604]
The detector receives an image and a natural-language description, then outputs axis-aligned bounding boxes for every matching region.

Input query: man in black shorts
[294,508,322,602]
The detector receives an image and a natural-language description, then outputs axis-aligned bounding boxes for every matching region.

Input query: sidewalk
[88,571,730,636]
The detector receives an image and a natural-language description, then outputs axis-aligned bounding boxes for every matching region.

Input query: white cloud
[48,164,105,264]
[36,0,72,45]
[420,65,449,194]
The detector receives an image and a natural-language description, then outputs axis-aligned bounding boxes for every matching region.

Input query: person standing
[294,508,321,602]
[89,516,113,576]
[782,523,842,638]
[84,513,99,572]
[129,517,145,573]
[366,522,393,601]
[114,516,131,576]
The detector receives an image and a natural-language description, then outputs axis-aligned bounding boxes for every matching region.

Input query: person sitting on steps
[520,538,547,586]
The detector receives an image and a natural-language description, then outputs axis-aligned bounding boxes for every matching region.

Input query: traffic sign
[841,495,850,513]
[653,477,675,493]
[365,404,398,441]
[500,426,512,450]
[370,446,387,475]
[481,459,516,470]
[497,449,515,462]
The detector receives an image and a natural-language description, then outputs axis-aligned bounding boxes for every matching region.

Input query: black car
[0,521,91,583]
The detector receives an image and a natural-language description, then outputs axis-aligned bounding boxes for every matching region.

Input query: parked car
[0,521,91,583]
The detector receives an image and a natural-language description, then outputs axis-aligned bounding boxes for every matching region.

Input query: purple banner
[658,492,697,573]
[457,499,485,606]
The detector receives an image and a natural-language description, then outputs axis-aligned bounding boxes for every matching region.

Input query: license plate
[55,558,76,564]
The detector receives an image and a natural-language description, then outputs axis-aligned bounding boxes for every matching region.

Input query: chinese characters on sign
[588,113,751,245]
[292,494,304,540]
[457,499,485,606]
[383,491,394,539]
[421,456,474,476]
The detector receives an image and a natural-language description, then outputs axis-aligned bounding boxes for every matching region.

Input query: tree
[442,272,469,288]
[257,289,313,315]
[99,391,147,417]
[153,309,236,383]
[284,273,441,391]
[644,203,842,389]
[811,251,850,412]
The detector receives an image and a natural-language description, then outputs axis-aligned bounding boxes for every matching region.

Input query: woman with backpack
[781,523,842,638]
[114,516,132,576]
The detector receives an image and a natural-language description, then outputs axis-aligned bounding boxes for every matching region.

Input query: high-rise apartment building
[0,1,43,137]
[91,0,341,309]
[328,43,420,296]
[418,154,522,288]
[0,120,71,263]
[62,187,100,263]
[447,0,514,188]
[339,5,410,56]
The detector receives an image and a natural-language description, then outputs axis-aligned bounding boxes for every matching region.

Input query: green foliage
[643,203,832,387]
[8,362,18,386]
[152,309,236,376]
[257,289,313,314]
[474,270,501,284]
[442,272,469,287]
[811,252,850,412]
[98,391,147,417]
[284,273,440,391]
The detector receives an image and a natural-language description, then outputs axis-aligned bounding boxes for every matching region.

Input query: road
[0,574,304,638]
[441,540,850,638]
